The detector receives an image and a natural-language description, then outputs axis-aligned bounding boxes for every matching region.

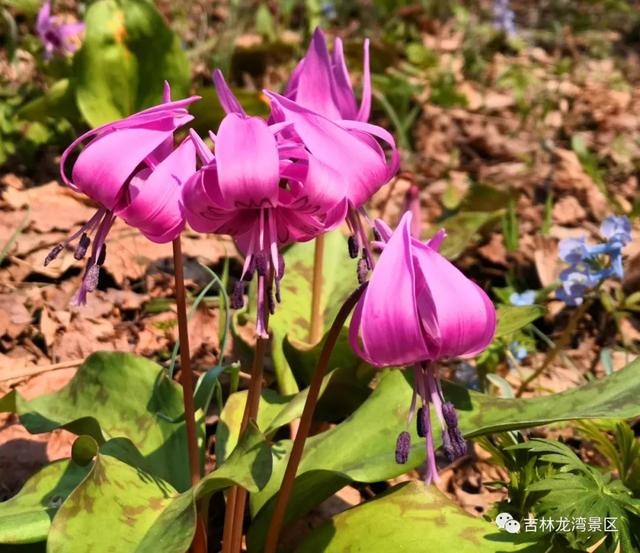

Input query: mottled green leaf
[0,461,89,544]
[47,425,270,553]
[296,482,536,552]
[73,0,190,126]
[0,352,204,491]
[248,358,640,549]
[495,305,546,338]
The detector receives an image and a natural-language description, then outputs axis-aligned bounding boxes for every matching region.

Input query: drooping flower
[46,83,199,304]
[349,212,496,482]
[181,71,347,338]
[277,28,397,281]
[556,215,632,305]
[36,0,84,59]
[284,27,370,123]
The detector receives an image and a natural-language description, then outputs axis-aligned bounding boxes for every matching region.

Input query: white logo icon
[496,513,521,533]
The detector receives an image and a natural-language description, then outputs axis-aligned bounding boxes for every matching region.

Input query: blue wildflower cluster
[556,216,632,306]
[493,0,516,36]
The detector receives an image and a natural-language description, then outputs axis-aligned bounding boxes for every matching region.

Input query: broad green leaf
[73,0,190,126]
[495,305,546,338]
[248,358,640,549]
[0,461,89,544]
[251,231,358,395]
[47,425,271,553]
[296,482,534,552]
[17,80,79,122]
[0,352,204,491]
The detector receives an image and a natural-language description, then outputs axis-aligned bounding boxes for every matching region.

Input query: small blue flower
[556,264,601,306]
[558,237,589,263]
[600,215,631,246]
[455,362,480,391]
[509,290,536,306]
[493,0,516,35]
[508,340,528,362]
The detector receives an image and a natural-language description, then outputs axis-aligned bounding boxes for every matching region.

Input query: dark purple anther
[348,235,359,259]
[275,277,282,303]
[230,281,245,309]
[85,265,100,292]
[357,258,369,284]
[96,244,107,266]
[395,431,411,464]
[73,233,91,260]
[44,243,64,266]
[267,286,276,315]
[441,430,455,461]
[255,252,268,277]
[416,406,428,438]
[442,402,458,428]
[277,253,285,276]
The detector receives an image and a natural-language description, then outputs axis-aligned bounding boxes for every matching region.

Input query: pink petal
[291,27,342,120]
[117,137,195,243]
[411,233,496,359]
[215,113,280,208]
[266,92,393,209]
[71,126,176,209]
[213,69,245,115]
[350,212,431,367]
[356,38,371,122]
[330,37,358,119]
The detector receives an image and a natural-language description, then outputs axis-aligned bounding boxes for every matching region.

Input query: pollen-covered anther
[254,252,268,277]
[441,402,459,429]
[73,233,91,260]
[44,243,64,266]
[357,258,369,284]
[395,431,411,464]
[230,281,246,309]
[85,264,100,293]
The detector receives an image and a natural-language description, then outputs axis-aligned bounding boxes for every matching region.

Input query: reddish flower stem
[309,235,325,344]
[263,283,367,553]
[172,237,206,553]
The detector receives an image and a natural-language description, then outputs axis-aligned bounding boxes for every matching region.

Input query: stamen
[96,244,106,266]
[416,407,427,438]
[44,244,64,266]
[267,286,276,315]
[230,281,245,309]
[347,235,359,259]
[372,228,382,241]
[357,258,369,284]
[85,264,100,292]
[73,233,91,260]
[441,402,458,429]
[395,431,411,464]
[255,252,268,277]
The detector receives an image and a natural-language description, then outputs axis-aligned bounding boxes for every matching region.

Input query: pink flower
[269,29,398,279]
[284,27,371,122]
[46,83,199,305]
[181,71,347,338]
[36,0,84,59]
[349,212,496,482]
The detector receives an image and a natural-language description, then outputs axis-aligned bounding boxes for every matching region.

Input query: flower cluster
[37,0,84,59]
[51,28,496,484]
[493,0,516,36]
[556,216,631,306]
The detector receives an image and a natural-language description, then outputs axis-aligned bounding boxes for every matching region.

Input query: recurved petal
[215,113,280,208]
[266,92,392,209]
[411,231,496,359]
[350,212,431,367]
[331,37,358,119]
[213,69,246,115]
[181,168,230,233]
[291,27,342,120]
[71,126,176,210]
[117,137,196,243]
